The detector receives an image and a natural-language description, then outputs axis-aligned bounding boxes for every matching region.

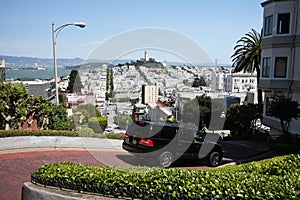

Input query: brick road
[0,140,272,200]
[0,149,131,200]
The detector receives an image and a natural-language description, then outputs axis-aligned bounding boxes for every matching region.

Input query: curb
[22,182,119,200]
[0,147,126,155]
[236,150,276,164]
[218,150,276,168]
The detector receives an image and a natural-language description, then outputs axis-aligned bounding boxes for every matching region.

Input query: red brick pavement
[0,149,217,200]
[0,141,270,200]
[0,150,130,200]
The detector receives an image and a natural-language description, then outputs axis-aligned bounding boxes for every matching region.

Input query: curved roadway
[0,136,271,200]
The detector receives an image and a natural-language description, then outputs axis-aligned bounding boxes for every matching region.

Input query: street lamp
[52,21,86,105]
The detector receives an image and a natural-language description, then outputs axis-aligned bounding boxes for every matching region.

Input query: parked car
[122,120,224,168]
[201,127,231,138]
[104,127,114,134]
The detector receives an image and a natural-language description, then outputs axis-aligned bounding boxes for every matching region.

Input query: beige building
[142,84,158,104]
[260,0,300,136]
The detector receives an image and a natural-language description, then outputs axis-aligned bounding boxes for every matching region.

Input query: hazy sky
[1,0,263,65]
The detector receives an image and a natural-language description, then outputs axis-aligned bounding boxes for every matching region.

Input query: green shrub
[0,130,124,140]
[105,133,124,140]
[0,130,78,138]
[77,128,123,139]
[33,154,300,199]
[88,117,107,133]
[78,127,96,137]
[225,103,262,135]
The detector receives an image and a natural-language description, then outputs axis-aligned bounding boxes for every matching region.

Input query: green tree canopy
[0,82,29,130]
[67,70,83,93]
[192,76,206,87]
[74,104,101,118]
[48,105,70,130]
[225,103,262,134]
[115,114,133,130]
[0,82,70,130]
[88,117,107,133]
[268,96,300,134]
[182,95,212,129]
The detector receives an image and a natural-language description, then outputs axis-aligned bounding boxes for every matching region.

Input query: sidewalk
[222,140,274,164]
[0,136,123,153]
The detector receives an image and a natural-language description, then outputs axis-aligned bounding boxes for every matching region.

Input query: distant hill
[0,55,84,69]
[0,55,231,69]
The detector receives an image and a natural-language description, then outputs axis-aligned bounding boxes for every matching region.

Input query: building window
[264,15,273,36]
[274,57,287,78]
[262,57,271,77]
[277,13,290,34]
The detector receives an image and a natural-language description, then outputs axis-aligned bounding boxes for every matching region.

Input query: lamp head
[73,22,86,28]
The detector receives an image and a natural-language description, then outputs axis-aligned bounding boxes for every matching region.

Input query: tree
[268,96,300,135]
[18,95,53,130]
[48,105,70,130]
[67,70,83,94]
[0,81,70,130]
[115,114,133,129]
[74,104,101,118]
[0,82,29,130]
[231,29,262,103]
[182,95,212,129]
[148,58,156,62]
[109,68,114,91]
[192,76,206,87]
[88,117,107,133]
[225,103,262,135]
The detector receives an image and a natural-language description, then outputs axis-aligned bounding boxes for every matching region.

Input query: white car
[104,128,114,134]
[202,127,231,138]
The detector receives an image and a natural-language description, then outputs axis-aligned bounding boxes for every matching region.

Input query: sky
[0,0,264,65]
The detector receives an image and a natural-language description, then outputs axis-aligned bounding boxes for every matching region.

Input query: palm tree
[231,29,262,104]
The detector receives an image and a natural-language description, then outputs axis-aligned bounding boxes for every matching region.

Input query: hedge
[32,154,300,199]
[0,130,78,138]
[0,130,124,140]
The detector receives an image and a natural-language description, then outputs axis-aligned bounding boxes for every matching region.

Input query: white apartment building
[211,69,258,103]
[260,0,300,136]
[224,72,257,94]
[141,84,158,104]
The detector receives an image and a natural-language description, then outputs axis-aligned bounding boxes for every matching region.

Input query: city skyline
[1,0,263,65]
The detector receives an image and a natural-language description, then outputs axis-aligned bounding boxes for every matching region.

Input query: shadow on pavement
[116,154,233,168]
[117,140,274,168]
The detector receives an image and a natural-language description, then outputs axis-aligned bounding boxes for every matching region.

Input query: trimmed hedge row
[0,130,124,140]
[33,154,300,199]
[0,130,77,138]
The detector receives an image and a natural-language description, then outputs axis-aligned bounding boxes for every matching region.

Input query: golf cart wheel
[208,151,221,167]
[158,151,174,168]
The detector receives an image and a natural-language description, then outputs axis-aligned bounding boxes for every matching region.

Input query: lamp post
[52,21,86,105]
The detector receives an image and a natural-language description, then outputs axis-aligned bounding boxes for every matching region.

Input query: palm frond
[231,29,261,73]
